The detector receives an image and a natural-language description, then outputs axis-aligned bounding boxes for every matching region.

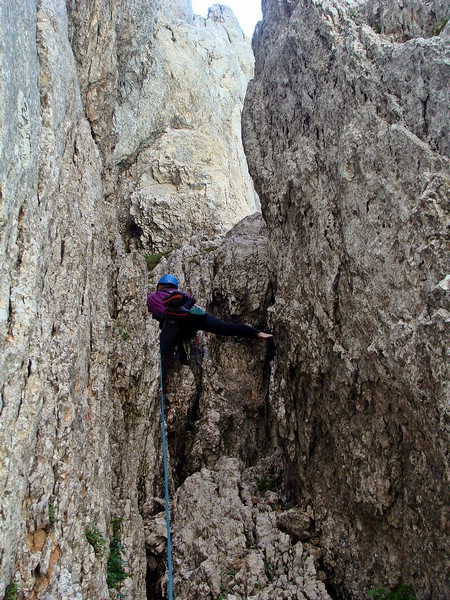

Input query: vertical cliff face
[114,1,258,252]
[2,0,449,598]
[243,0,449,597]
[0,0,259,597]
[0,1,161,597]
[145,214,331,599]
[361,0,450,40]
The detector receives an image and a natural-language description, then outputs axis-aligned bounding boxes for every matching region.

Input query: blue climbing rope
[159,353,174,600]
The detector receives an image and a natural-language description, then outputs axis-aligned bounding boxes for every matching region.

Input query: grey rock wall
[243,0,449,598]
[0,1,161,597]
[2,0,448,597]
[361,0,450,40]
[115,1,258,252]
[172,457,330,600]
[0,0,259,597]
[145,213,331,599]
[0,0,43,591]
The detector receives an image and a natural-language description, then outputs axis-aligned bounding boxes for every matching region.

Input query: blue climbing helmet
[158,273,179,288]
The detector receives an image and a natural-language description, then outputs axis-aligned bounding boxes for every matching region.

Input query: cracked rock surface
[171,457,330,600]
[243,0,449,597]
[1,0,449,598]
[0,0,259,597]
[116,1,258,252]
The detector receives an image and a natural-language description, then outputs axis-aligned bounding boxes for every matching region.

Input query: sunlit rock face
[243,0,449,597]
[115,1,258,252]
[0,0,259,597]
[0,0,163,596]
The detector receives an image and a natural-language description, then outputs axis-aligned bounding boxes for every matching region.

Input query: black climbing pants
[159,314,260,355]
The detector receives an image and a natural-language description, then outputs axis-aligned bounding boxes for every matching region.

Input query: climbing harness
[159,353,174,600]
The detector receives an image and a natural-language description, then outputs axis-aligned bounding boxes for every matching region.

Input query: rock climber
[147,273,273,361]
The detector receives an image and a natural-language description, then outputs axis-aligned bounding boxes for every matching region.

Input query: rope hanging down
[159,354,174,599]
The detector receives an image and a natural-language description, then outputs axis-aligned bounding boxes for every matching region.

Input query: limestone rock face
[144,214,329,599]
[116,1,258,252]
[171,457,330,600]
[150,213,274,477]
[361,0,450,40]
[0,1,162,597]
[2,0,448,598]
[0,0,258,597]
[243,0,449,597]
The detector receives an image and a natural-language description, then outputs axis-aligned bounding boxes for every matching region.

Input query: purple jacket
[147,288,193,318]
[147,289,170,315]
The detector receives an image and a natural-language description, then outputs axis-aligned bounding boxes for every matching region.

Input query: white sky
[191,0,262,38]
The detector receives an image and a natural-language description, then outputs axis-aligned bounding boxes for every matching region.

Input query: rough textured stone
[0,1,162,596]
[141,214,325,599]
[0,1,262,597]
[169,457,331,600]
[150,213,274,477]
[116,1,258,252]
[2,0,448,598]
[243,0,449,598]
[0,0,42,590]
[361,0,450,40]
